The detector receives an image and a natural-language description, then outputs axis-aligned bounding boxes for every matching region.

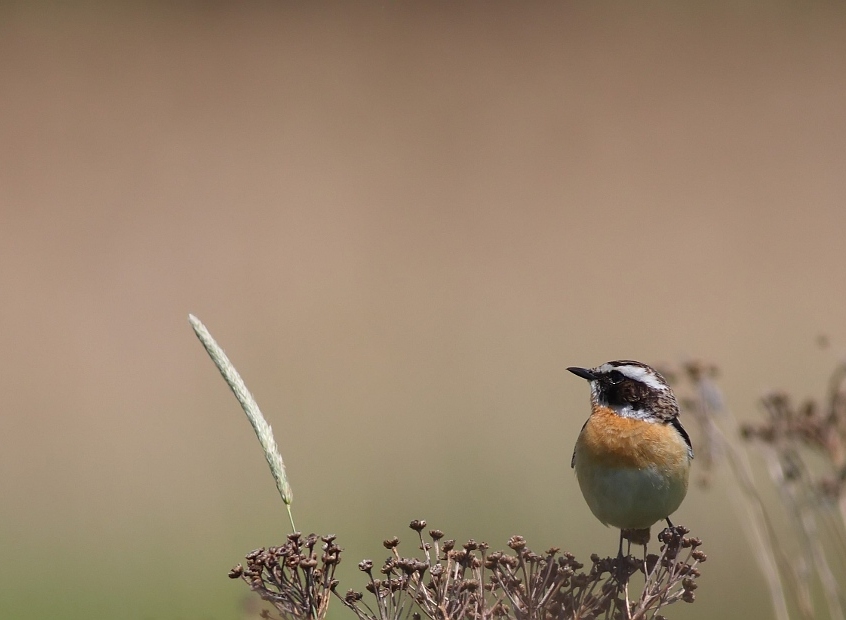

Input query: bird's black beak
[567,367,597,381]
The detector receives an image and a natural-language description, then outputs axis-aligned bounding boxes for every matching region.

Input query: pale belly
[575,462,688,529]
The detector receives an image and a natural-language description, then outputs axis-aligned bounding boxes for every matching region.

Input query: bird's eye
[609,370,625,384]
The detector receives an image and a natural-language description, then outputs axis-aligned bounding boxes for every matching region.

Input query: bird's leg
[616,529,627,584]
[619,528,651,583]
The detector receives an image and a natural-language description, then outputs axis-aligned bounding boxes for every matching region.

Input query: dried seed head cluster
[740,360,846,501]
[233,520,705,620]
[230,532,341,620]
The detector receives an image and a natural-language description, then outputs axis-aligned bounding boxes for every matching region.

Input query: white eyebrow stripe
[596,363,669,392]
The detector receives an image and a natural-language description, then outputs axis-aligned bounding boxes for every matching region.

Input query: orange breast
[576,406,690,474]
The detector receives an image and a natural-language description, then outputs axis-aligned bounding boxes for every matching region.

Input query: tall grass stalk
[189,314,296,533]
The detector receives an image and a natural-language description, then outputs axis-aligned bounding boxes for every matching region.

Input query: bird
[567,360,693,561]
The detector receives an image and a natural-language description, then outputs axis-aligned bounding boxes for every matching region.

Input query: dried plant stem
[754,411,844,620]
[674,388,785,620]
[801,508,844,620]
[677,370,790,620]
[681,371,791,620]
[189,314,296,533]
[825,362,846,532]
[713,419,792,620]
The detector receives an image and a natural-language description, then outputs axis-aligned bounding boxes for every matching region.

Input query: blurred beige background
[2,2,846,619]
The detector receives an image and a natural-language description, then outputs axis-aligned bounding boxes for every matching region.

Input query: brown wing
[669,416,694,460]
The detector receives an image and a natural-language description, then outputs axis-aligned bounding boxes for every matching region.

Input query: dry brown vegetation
[230,520,704,620]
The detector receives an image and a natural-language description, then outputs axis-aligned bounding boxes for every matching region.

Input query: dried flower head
[234,521,705,620]
[231,533,342,620]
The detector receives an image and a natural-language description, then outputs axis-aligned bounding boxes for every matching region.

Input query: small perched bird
[568,361,692,558]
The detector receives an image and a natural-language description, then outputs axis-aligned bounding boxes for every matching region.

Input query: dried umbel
[230,533,341,620]
[233,521,705,620]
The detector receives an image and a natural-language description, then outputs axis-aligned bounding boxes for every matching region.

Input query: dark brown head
[567,360,679,422]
